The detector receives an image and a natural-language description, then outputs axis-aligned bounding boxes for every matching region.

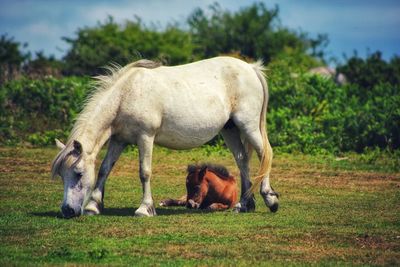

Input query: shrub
[1,66,398,153]
[0,76,91,144]
[267,63,400,153]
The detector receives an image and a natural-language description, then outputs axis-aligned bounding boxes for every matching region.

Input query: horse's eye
[76,172,83,179]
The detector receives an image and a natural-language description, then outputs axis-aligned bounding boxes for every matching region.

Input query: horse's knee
[139,168,152,182]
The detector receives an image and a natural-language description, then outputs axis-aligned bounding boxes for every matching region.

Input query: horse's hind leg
[83,138,126,215]
[241,125,279,213]
[221,126,255,212]
[135,134,157,217]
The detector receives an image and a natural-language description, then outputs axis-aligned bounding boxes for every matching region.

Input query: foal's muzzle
[186,199,200,209]
[61,205,80,219]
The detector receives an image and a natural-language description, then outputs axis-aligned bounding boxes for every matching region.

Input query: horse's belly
[154,117,227,149]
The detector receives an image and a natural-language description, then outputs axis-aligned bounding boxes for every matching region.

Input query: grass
[0,146,399,266]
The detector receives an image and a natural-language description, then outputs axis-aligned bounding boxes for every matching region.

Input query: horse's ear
[73,140,83,155]
[187,164,197,174]
[198,166,207,180]
[55,139,66,150]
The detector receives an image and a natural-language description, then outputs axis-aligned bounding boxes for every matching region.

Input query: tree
[337,51,400,89]
[62,3,329,76]
[0,34,30,83]
[62,17,194,76]
[24,51,63,78]
[187,3,327,63]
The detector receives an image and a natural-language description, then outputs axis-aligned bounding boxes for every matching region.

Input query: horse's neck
[70,88,120,156]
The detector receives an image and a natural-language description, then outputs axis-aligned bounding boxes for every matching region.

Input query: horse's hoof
[246,196,256,212]
[83,209,98,216]
[135,204,157,217]
[233,202,254,213]
[261,190,279,213]
[83,201,101,215]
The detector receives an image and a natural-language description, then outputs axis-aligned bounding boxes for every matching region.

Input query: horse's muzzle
[61,205,80,218]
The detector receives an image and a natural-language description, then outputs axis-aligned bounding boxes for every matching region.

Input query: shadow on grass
[30,207,203,218]
[30,211,63,218]
[102,207,204,216]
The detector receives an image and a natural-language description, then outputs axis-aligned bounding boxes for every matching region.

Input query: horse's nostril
[61,205,77,218]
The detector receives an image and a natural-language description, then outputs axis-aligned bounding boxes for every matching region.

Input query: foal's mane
[187,163,233,180]
[51,59,161,179]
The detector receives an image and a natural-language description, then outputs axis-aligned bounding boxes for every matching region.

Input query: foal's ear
[73,140,83,155]
[55,139,66,150]
[198,166,208,180]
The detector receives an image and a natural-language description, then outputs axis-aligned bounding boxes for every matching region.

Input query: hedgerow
[0,76,91,145]
[0,68,398,153]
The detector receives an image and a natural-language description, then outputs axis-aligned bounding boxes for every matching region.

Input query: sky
[1,0,399,64]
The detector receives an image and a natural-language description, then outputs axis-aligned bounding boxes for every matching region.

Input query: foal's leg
[207,203,230,211]
[83,138,126,215]
[221,127,255,212]
[135,134,156,217]
[159,195,187,207]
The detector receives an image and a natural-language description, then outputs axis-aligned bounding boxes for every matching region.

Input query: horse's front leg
[83,138,126,215]
[135,134,156,217]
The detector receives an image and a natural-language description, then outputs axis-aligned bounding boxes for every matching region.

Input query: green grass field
[0,146,399,266]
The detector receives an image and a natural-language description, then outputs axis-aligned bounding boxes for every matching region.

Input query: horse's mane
[187,163,233,180]
[69,59,162,143]
[51,59,161,178]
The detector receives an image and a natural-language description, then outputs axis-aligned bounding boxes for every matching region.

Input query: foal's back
[202,168,238,209]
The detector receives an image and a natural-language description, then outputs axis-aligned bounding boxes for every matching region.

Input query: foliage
[61,3,328,76]
[62,17,194,76]
[1,63,399,153]
[187,3,326,63]
[0,34,29,65]
[0,34,30,83]
[0,76,91,144]
[0,34,65,82]
[267,62,400,153]
[337,51,400,89]
[0,2,398,154]
[23,51,64,78]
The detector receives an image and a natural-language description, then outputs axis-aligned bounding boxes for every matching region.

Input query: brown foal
[160,164,238,211]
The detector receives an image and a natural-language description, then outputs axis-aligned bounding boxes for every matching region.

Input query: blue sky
[1,0,399,63]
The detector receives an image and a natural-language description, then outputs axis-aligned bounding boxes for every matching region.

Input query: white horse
[51,56,279,218]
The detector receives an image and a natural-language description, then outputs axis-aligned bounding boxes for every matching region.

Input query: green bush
[0,76,91,144]
[1,66,398,153]
[337,52,400,89]
[267,63,400,153]
[62,17,194,76]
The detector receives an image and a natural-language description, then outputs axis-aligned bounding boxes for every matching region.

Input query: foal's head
[185,164,230,209]
[185,165,207,208]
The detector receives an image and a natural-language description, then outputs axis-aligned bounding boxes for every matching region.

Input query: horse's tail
[246,61,273,196]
